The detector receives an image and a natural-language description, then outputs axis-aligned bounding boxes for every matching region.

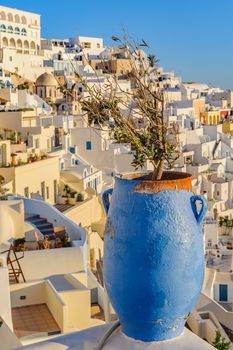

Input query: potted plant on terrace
[68,191,77,205]
[58,184,72,205]
[11,153,17,166]
[75,35,208,342]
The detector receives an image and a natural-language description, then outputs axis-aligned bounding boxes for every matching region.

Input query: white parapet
[15,323,215,350]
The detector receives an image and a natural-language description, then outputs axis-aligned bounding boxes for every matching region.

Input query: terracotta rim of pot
[118,171,193,194]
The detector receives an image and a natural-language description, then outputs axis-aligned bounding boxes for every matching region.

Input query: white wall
[64,196,102,228]
[188,309,230,346]
[59,289,91,331]
[0,257,13,330]
[70,127,136,174]
[0,200,24,244]
[198,292,233,332]
[19,247,85,281]
[1,49,47,81]
[45,280,67,333]
[204,223,218,249]
[0,317,21,350]
[214,277,233,304]
[10,280,45,307]
[2,157,59,204]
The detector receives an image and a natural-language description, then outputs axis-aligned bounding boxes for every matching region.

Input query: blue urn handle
[190,195,208,225]
[102,188,113,215]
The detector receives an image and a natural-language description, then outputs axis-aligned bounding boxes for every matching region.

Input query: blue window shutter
[86,141,92,150]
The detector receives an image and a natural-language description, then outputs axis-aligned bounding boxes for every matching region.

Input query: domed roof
[35,72,58,87]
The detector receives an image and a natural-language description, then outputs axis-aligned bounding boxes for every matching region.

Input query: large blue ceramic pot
[102,172,208,342]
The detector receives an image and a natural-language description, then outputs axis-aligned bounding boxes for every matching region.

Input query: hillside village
[0,4,233,350]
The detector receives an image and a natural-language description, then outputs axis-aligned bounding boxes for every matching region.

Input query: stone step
[25,214,40,221]
[36,223,54,230]
[27,218,48,225]
[40,228,55,235]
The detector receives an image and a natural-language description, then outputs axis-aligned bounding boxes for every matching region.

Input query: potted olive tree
[74,36,208,342]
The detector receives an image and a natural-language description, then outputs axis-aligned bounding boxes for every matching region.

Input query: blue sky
[1,0,233,89]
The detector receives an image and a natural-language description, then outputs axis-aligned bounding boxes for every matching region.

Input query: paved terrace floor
[206,255,233,272]
[12,304,60,338]
[54,203,74,213]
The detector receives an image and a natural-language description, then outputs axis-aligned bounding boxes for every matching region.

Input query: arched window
[15,14,20,23]
[38,87,43,98]
[0,25,6,32]
[24,40,29,49]
[0,12,6,20]
[9,38,16,48]
[8,26,13,33]
[21,16,27,24]
[30,41,36,50]
[21,28,27,36]
[17,39,22,48]
[15,27,20,35]
[2,37,8,47]
[7,13,13,22]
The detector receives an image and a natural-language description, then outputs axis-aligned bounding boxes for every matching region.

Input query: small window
[8,26,13,33]
[46,186,49,199]
[82,42,91,49]
[86,141,92,150]
[24,187,29,198]
[0,24,6,32]
[21,28,27,36]
[41,181,45,200]
[15,27,20,35]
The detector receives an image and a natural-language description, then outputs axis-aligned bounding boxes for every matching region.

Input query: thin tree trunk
[151,159,164,180]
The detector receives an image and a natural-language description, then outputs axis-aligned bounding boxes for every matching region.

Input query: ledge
[17,323,215,349]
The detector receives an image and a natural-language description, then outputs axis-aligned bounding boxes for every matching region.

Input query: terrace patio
[12,304,60,339]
